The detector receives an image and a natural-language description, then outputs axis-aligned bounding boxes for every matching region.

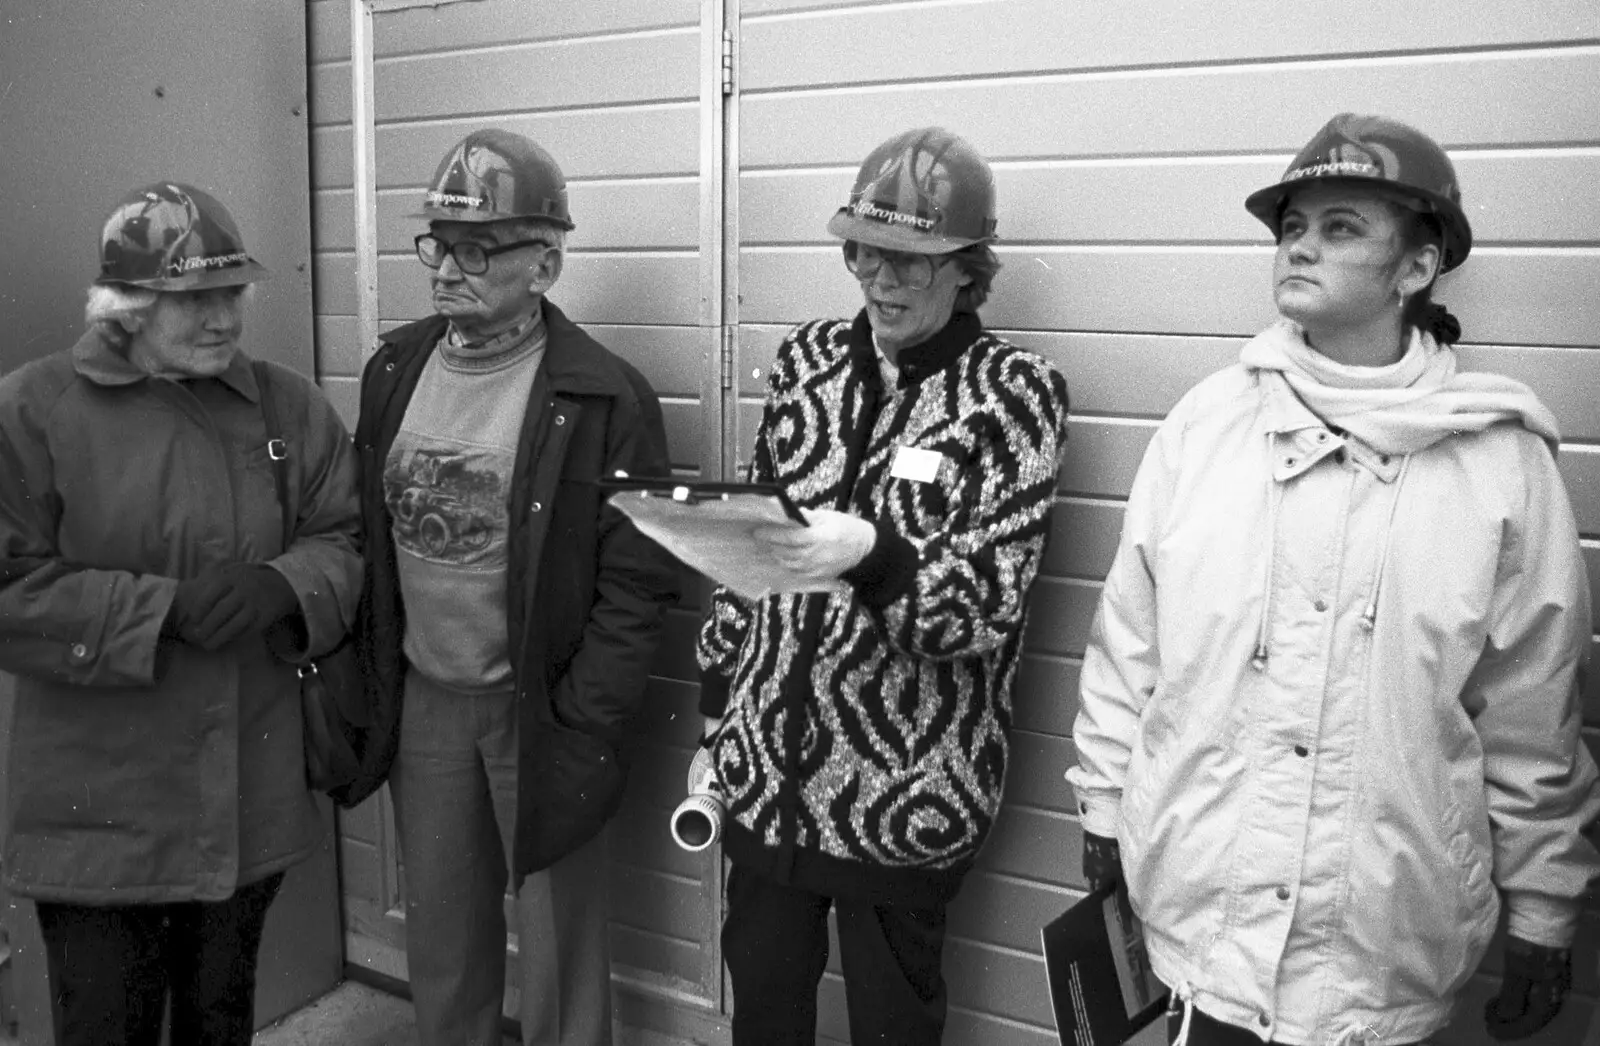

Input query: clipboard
[597,475,843,600]
[596,476,808,526]
[1041,879,1168,1046]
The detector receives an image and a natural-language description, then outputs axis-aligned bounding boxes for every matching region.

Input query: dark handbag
[254,361,370,794]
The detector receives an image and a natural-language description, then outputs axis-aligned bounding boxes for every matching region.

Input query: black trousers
[35,871,285,1046]
[722,862,950,1046]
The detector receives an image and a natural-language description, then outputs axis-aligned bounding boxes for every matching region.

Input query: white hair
[83,282,258,341]
[84,283,159,338]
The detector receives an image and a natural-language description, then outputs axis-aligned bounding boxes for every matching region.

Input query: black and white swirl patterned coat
[697,309,1069,899]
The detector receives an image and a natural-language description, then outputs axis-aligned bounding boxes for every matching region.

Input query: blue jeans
[389,670,612,1046]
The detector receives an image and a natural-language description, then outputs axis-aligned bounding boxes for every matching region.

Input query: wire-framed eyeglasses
[841,241,949,291]
[415,233,555,276]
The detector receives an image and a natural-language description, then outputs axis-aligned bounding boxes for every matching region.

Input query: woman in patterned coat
[695,127,1070,1046]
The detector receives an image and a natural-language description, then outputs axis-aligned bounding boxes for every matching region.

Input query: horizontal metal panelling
[585,326,707,400]
[314,315,362,377]
[736,247,1600,346]
[947,872,1076,953]
[741,153,1600,246]
[1011,653,1080,737]
[372,0,698,55]
[370,30,698,123]
[307,0,348,63]
[609,862,704,942]
[611,924,704,993]
[318,376,359,432]
[311,125,353,189]
[740,49,1600,169]
[979,804,1081,887]
[740,0,1600,91]
[1002,733,1077,815]
[309,108,701,191]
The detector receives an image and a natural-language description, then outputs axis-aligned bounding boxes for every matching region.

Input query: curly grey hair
[84,283,257,343]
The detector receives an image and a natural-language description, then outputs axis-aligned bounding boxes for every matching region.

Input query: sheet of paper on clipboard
[598,476,846,601]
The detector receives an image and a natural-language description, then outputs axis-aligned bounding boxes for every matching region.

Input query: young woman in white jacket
[1067,113,1600,1046]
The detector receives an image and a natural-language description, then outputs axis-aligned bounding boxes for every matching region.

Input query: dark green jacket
[0,332,360,902]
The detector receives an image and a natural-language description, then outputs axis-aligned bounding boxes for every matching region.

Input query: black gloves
[1484,937,1571,1040]
[1082,830,1122,892]
[166,564,300,651]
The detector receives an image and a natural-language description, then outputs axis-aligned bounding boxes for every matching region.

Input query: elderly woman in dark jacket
[0,182,360,1046]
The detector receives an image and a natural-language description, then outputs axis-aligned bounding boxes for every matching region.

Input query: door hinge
[720,28,734,96]
[720,326,735,390]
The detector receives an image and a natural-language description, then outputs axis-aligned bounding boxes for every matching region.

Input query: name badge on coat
[890,445,943,483]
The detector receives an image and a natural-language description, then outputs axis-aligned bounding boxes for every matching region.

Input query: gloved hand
[1082,830,1122,892]
[167,564,300,651]
[1484,937,1571,1040]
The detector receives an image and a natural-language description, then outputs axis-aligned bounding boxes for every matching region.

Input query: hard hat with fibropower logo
[413,129,575,229]
[1245,113,1472,271]
[827,127,997,254]
[97,182,270,291]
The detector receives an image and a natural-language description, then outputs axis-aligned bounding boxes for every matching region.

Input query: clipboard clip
[595,474,808,526]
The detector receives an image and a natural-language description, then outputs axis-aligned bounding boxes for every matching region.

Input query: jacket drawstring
[1259,442,1411,659]
[1167,982,1196,1046]
[1360,454,1411,631]
[1252,434,1283,671]
[1329,1023,1381,1045]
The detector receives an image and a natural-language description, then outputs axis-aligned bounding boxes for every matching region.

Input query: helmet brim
[409,208,577,230]
[826,210,985,255]
[97,258,272,292]
[1244,176,1471,272]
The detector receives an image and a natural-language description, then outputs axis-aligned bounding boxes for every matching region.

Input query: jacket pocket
[520,719,625,873]
[1437,799,1498,987]
[1365,795,1498,1006]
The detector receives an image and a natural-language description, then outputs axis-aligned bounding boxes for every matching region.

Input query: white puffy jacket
[1067,353,1600,1045]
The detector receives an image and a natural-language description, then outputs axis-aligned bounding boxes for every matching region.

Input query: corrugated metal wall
[310,1,1600,1042]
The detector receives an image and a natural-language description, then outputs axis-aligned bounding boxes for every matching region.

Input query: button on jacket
[0,330,361,903]
[1068,360,1600,1045]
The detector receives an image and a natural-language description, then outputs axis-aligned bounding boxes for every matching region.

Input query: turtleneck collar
[848,308,982,390]
[441,309,545,371]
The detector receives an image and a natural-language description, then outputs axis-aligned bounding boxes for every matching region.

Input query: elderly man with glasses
[351,129,679,1046]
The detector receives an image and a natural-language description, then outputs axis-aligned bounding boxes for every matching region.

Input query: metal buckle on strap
[297,662,320,680]
[267,438,288,461]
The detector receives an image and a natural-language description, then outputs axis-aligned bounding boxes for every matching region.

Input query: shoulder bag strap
[252,360,296,546]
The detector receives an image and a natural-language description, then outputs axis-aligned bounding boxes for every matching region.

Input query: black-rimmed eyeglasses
[415,233,554,276]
